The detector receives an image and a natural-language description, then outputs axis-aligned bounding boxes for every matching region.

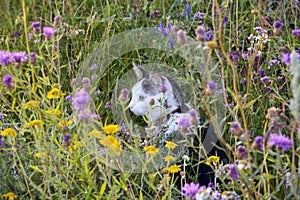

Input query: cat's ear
[132,63,149,81]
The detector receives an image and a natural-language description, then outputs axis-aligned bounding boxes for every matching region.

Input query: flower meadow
[0,0,300,199]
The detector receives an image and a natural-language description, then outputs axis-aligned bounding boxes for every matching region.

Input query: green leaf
[243,96,261,109]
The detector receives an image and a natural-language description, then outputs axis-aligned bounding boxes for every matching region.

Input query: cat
[129,63,229,186]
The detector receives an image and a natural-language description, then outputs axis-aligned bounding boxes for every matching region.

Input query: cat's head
[129,63,189,122]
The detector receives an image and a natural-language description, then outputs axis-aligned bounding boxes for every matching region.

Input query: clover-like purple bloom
[228,164,239,180]
[268,134,292,151]
[273,20,283,29]
[236,145,247,158]
[253,136,263,150]
[207,81,217,93]
[160,85,167,93]
[12,51,27,63]
[0,51,11,66]
[181,182,200,198]
[292,29,300,37]
[261,76,270,84]
[43,27,56,38]
[178,115,192,129]
[193,11,205,20]
[281,53,290,65]
[3,74,14,88]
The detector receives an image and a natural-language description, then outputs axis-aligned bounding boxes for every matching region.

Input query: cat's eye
[139,96,145,101]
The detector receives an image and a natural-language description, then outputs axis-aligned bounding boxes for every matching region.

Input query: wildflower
[104,101,112,109]
[2,192,17,200]
[195,186,211,200]
[143,145,159,154]
[62,135,71,147]
[253,136,263,150]
[119,88,130,102]
[236,146,247,159]
[261,76,270,84]
[90,63,97,70]
[206,41,218,49]
[0,51,11,66]
[268,134,292,151]
[53,16,61,27]
[99,135,121,155]
[253,77,258,84]
[69,141,84,153]
[258,69,265,77]
[230,121,243,136]
[193,11,205,20]
[207,81,217,94]
[205,155,220,166]
[24,119,44,128]
[29,52,37,64]
[240,78,247,85]
[164,155,175,162]
[0,134,4,147]
[58,120,73,128]
[1,128,17,137]
[72,88,90,111]
[46,109,62,116]
[177,30,187,45]
[281,52,290,65]
[182,155,190,161]
[185,3,191,19]
[47,88,62,99]
[103,124,119,134]
[242,51,249,59]
[196,26,206,42]
[3,74,14,88]
[11,51,27,64]
[231,50,240,62]
[178,115,192,129]
[264,87,271,93]
[221,191,240,199]
[206,29,213,41]
[169,36,174,49]
[151,10,160,18]
[273,20,283,35]
[43,27,56,38]
[165,140,178,150]
[160,85,167,93]
[291,29,300,39]
[87,130,102,138]
[228,164,239,180]
[35,152,47,158]
[168,164,181,173]
[181,182,200,198]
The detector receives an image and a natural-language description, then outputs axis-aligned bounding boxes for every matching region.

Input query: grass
[0,0,299,199]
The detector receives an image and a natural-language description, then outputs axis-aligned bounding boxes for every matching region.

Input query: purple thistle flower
[72,89,90,111]
[253,136,263,150]
[181,182,200,198]
[281,53,291,65]
[178,115,192,129]
[63,135,71,143]
[32,21,41,32]
[195,26,206,42]
[240,78,247,85]
[151,10,160,18]
[43,27,56,38]
[236,145,247,159]
[231,50,240,62]
[30,52,37,64]
[239,69,246,77]
[11,51,27,63]
[228,164,239,180]
[207,81,217,94]
[54,16,61,22]
[258,69,265,77]
[268,134,292,151]
[261,76,270,84]
[206,29,213,41]
[230,121,243,136]
[193,11,205,20]
[291,29,300,38]
[265,87,271,92]
[273,20,283,29]
[105,101,112,109]
[82,77,90,86]
[0,51,11,66]
[253,77,258,84]
[160,85,167,93]
[177,30,187,45]
[223,16,229,25]
[3,74,14,88]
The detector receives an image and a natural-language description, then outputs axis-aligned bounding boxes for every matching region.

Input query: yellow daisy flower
[24,100,40,110]
[46,109,62,116]
[88,130,103,138]
[164,155,175,162]
[2,192,17,200]
[103,124,119,134]
[168,164,181,173]
[58,120,73,127]
[1,128,17,137]
[34,152,47,158]
[47,88,61,99]
[143,145,159,154]
[99,135,121,155]
[205,155,220,166]
[24,120,44,128]
[165,140,178,150]
[68,141,84,153]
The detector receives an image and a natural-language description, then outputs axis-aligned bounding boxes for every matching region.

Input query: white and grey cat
[129,63,197,144]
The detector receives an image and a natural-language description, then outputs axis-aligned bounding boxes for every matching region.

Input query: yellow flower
[68,141,84,153]
[24,120,44,128]
[143,146,159,154]
[205,155,220,166]
[46,109,62,116]
[88,130,103,138]
[47,88,61,99]
[1,128,17,137]
[168,164,181,173]
[34,152,47,158]
[2,192,17,200]
[165,141,178,150]
[99,135,121,155]
[58,120,73,127]
[24,100,40,110]
[164,155,175,162]
[103,124,119,134]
